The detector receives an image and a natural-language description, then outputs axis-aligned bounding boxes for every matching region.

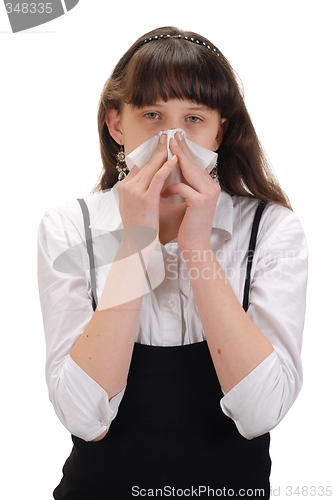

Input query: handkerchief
[125,129,217,204]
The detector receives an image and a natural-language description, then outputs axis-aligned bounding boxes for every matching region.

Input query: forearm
[185,248,274,393]
[70,237,154,401]
[70,301,141,400]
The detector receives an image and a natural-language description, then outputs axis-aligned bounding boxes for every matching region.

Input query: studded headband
[141,34,220,57]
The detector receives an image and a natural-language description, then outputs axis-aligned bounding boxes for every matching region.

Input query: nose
[162,123,183,133]
[162,111,183,132]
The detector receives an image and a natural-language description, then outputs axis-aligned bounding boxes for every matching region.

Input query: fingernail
[176,132,184,141]
[159,134,167,144]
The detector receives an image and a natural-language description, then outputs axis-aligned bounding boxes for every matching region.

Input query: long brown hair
[95,26,291,209]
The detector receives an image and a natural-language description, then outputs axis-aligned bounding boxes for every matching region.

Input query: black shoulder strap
[242,201,267,312]
[77,198,97,311]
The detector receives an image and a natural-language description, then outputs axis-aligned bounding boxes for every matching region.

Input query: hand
[117,134,178,233]
[161,132,221,252]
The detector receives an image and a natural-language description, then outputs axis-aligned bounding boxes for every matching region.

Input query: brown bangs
[121,39,231,112]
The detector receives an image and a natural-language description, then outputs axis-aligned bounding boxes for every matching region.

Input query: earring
[115,146,129,181]
[210,163,219,183]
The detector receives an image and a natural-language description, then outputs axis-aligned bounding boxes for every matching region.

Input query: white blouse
[37,185,308,442]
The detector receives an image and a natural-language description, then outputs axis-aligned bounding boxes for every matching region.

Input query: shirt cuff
[54,355,125,441]
[220,350,284,439]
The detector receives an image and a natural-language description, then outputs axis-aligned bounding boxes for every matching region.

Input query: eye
[187,115,202,123]
[144,112,160,120]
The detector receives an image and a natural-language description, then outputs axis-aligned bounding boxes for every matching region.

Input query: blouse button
[167,300,176,308]
[100,419,109,428]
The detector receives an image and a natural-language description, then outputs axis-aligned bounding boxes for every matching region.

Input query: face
[106,98,226,155]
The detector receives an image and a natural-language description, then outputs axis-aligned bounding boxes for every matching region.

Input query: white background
[1,1,333,498]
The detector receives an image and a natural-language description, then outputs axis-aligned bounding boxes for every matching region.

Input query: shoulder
[229,195,307,256]
[38,188,117,235]
[37,189,120,264]
[40,190,107,222]
[232,195,292,224]
[232,195,304,234]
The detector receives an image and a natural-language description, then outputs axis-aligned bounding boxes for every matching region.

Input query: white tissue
[125,129,218,204]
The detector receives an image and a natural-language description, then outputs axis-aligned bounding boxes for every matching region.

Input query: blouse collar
[90,183,233,239]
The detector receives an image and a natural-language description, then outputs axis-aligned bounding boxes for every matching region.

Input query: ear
[213,118,229,150]
[105,108,123,145]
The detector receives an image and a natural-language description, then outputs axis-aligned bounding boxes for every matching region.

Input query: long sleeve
[220,205,308,438]
[38,202,125,441]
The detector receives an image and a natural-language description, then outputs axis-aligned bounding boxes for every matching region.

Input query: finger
[147,155,179,196]
[169,133,213,191]
[135,134,169,185]
[124,165,140,180]
[161,181,196,201]
[169,132,194,163]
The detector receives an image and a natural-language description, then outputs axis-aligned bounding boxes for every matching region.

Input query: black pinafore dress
[53,202,270,499]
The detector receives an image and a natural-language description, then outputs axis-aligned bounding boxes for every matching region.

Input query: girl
[38,26,308,499]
